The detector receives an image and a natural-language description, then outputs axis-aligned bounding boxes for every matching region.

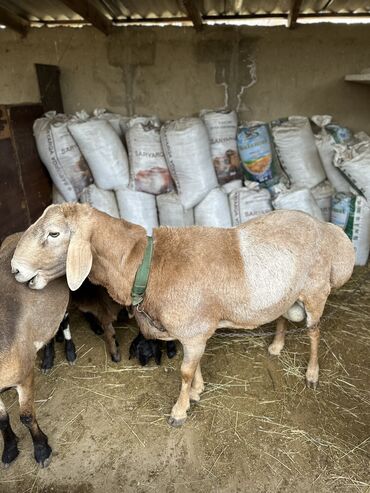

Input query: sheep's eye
[49,232,60,238]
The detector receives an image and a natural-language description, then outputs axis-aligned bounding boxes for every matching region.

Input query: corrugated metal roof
[0,0,82,21]
[0,0,369,36]
[0,0,369,23]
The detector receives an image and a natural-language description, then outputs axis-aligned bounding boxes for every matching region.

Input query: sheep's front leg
[168,341,206,428]
[268,317,287,356]
[60,312,77,365]
[104,323,121,363]
[17,373,52,467]
[41,340,55,373]
[306,324,320,389]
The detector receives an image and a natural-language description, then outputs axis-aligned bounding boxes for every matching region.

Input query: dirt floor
[1,269,369,493]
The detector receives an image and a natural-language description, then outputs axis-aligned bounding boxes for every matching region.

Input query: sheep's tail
[327,223,356,289]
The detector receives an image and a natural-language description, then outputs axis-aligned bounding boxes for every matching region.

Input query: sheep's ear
[66,233,92,291]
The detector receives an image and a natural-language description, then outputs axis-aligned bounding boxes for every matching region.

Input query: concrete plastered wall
[0,24,369,133]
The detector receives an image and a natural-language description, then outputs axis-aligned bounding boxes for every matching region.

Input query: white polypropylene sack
[126,123,173,195]
[116,189,158,234]
[128,116,161,129]
[156,193,194,227]
[68,117,129,190]
[33,112,93,202]
[315,135,351,192]
[271,116,326,188]
[268,179,290,199]
[334,141,370,202]
[161,118,218,209]
[222,180,243,195]
[93,108,129,138]
[355,131,370,143]
[312,114,355,145]
[52,186,67,204]
[194,187,232,227]
[200,109,241,185]
[311,115,351,193]
[311,181,334,222]
[272,187,324,220]
[119,119,131,136]
[331,193,370,266]
[80,184,120,218]
[229,182,272,226]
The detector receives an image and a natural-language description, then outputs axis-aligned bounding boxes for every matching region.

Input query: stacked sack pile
[33,108,370,265]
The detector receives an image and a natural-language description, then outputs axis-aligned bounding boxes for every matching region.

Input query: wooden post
[287,0,303,29]
[60,0,113,35]
[183,0,203,31]
[0,6,29,36]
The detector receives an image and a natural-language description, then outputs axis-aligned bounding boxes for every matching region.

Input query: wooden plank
[59,0,112,35]
[35,64,64,114]
[183,0,203,31]
[287,0,303,29]
[0,5,29,36]
[8,104,51,224]
[345,73,370,85]
[0,106,29,242]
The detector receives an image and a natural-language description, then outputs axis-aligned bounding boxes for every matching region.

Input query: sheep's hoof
[306,366,319,390]
[35,446,52,468]
[2,445,19,467]
[39,454,52,468]
[40,367,52,374]
[168,416,186,428]
[68,359,76,366]
[306,378,319,390]
[111,352,121,363]
[268,343,283,356]
[66,353,77,364]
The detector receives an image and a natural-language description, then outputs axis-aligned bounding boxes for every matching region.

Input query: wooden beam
[183,0,203,31]
[0,6,29,36]
[287,0,303,29]
[59,0,112,35]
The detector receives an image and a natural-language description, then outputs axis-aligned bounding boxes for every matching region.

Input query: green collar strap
[131,236,153,307]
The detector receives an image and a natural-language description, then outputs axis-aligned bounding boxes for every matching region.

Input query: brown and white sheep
[0,233,69,466]
[12,204,355,427]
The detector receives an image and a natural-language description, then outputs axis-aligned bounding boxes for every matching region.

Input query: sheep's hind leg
[189,363,204,402]
[17,373,52,467]
[0,396,19,467]
[268,317,287,356]
[168,338,206,427]
[302,288,329,390]
[306,324,320,389]
[84,312,104,335]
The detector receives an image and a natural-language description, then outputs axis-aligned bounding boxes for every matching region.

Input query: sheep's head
[12,203,93,291]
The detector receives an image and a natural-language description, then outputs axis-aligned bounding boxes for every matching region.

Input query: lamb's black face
[129,335,162,366]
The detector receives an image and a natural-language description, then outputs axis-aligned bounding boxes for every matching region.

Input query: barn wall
[0,24,369,133]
